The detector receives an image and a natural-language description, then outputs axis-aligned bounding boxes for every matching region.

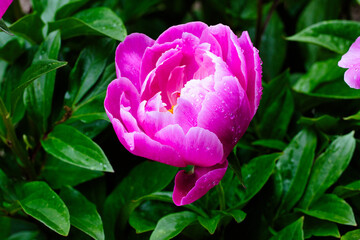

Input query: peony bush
[0,1,360,240]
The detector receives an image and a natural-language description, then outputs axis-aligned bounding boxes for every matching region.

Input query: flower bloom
[104,22,262,205]
[338,36,360,89]
[0,0,12,20]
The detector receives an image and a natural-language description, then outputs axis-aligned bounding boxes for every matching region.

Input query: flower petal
[173,98,198,133]
[156,22,208,44]
[344,67,360,89]
[115,33,155,92]
[0,0,12,19]
[238,31,262,117]
[338,36,360,68]
[173,160,228,206]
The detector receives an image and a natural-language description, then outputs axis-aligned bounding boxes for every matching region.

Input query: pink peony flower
[0,0,12,20]
[104,22,262,206]
[338,36,360,89]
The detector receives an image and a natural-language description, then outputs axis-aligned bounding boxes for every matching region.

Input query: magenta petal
[344,67,360,89]
[174,98,198,133]
[156,22,208,44]
[0,0,12,19]
[115,33,155,92]
[238,31,262,117]
[173,160,228,206]
[338,37,360,68]
[110,118,185,167]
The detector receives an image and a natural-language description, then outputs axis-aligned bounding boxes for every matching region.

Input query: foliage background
[1,0,360,239]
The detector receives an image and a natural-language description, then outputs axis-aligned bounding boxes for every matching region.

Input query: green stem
[0,98,35,179]
[216,182,226,211]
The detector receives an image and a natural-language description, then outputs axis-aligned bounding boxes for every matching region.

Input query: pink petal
[338,37,360,68]
[137,93,174,138]
[115,33,155,92]
[104,78,140,121]
[0,0,12,19]
[173,98,198,133]
[156,22,208,44]
[197,76,251,156]
[344,67,360,89]
[238,31,262,117]
[207,24,247,91]
[183,127,224,167]
[173,160,228,206]
[110,118,185,167]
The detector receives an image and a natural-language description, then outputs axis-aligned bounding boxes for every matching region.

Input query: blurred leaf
[49,7,127,41]
[288,20,360,54]
[69,94,108,124]
[229,153,281,208]
[303,217,340,238]
[298,115,339,133]
[9,13,44,44]
[129,200,177,234]
[297,194,356,226]
[41,155,103,189]
[120,0,161,22]
[298,132,355,209]
[68,119,109,139]
[270,217,304,240]
[260,10,286,79]
[251,139,287,151]
[23,30,61,133]
[0,33,25,63]
[334,180,360,199]
[341,229,360,240]
[60,186,104,240]
[103,161,178,240]
[0,19,12,35]
[150,211,197,240]
[6,231,43,240]
[11,59,67,116]
[277,128,317,212]
[222,209,247,223]
[67,39,115,105]
[55,0,90,20]
[19,181,70,236]
[41,124,113,172]
[257,71,294,139]
[198,214,222,235]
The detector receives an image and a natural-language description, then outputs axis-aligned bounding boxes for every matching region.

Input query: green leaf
[6,231,42,240]
[260,9,286,79]
[341,229,360,240]
[129,200,176,234]
[334,180,360,199]
[0,33,25,63]
[256,71,294,139]
[229,153,281,208]
[304,217,340,238]
[103,161,178,240]
[9,12,44,44]
[49,7,127,41]
[251,139,287,151]
[67,39,115,105]
[150,211,197,240]
[18,181,70,236]
[277,128,317,212]
[11,59,67,116]
[298,115,340,133]
[69,94,108,124]
[270,217,304,240]
[299,132,355,209]
[41,155,103,189]
[55,0,90,20]
[0,19,12,35]
[287,20,360,54]
[297,194,356,226]
[23,30,61,133]
[198,214,222,235]
[41,124,113,172]
[60,186,104,240]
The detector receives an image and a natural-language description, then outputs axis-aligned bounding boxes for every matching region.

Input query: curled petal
[344,67,360,89]
[338,36,360,68]
[173,160,228,206]
[238,31,262,117]
[156,22,208,44]
[115,33,155,92]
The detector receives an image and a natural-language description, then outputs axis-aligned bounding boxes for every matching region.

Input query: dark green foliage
[1,0,360,239]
